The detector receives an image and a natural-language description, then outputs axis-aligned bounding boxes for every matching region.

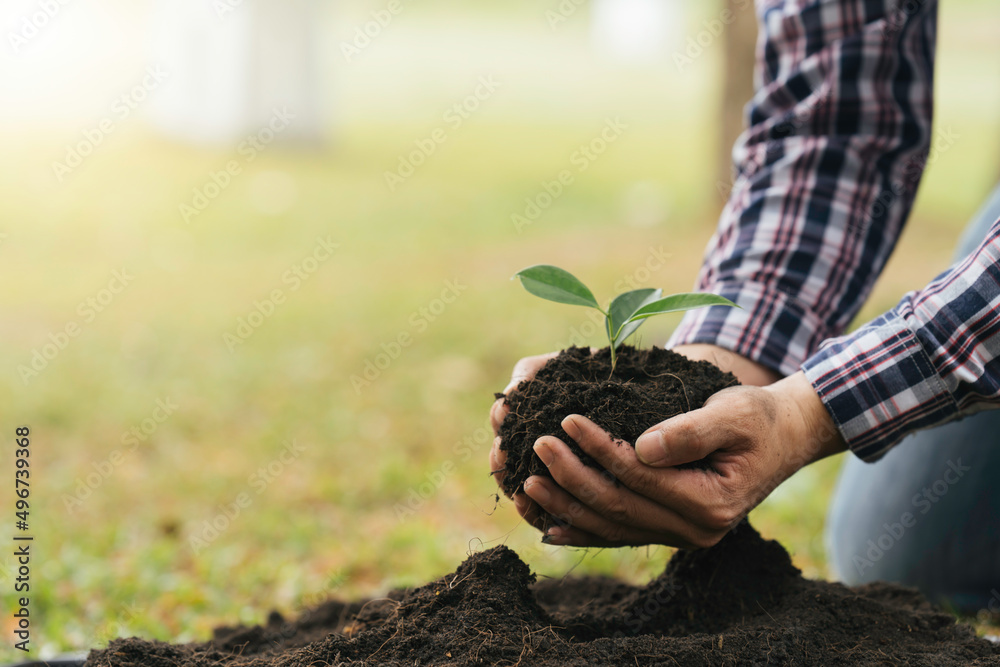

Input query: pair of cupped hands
[488,344,846,550]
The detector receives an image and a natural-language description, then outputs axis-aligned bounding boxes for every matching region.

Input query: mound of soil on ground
[86,523,1000,666]
[494,345,738,500]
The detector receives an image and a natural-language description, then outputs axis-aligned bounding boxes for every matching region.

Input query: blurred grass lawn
[2,2,999,659]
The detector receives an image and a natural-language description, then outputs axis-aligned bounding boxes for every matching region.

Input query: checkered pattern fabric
[666,0,1000,458]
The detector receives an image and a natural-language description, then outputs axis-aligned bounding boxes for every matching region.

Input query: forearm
[803,218,1000,460]
[671,0,938,376]
[673,343,781,386]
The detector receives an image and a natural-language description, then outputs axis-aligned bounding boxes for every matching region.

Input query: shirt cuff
[667,280,829,378]
[800,309,960,462]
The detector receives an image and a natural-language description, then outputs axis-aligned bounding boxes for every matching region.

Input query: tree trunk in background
[148,0,329,147]
[717,0,758,201]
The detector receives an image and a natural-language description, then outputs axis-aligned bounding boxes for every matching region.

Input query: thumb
[635,410,719,467]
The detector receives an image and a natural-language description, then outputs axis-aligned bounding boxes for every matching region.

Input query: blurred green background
[1,0,999,659]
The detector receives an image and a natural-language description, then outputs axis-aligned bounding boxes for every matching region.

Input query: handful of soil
[495,345,738,499]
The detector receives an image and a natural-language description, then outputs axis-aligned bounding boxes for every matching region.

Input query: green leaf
[608,288,662,348]
[627,293,738,322]
[513,265,602,311]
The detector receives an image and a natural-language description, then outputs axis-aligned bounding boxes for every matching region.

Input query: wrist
[673,343,782,387]
[765,371,846,474]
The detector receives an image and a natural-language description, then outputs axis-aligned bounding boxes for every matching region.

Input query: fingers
[529,434,708,545]
[492,351,559,438]
[489,436,507,491]
[491,432,543,531]
[513,491,543,531]
[523,474,703,549]
[544,524,665,549]
[540,524,613,548]
[553,416,740,541]
[490,398,508,435]
[491,351,559,498]
[560,415,693,504]
[632,388,758,467]
[634,411,720,468]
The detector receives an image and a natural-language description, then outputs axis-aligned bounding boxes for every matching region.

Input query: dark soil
[495,345,738,499]
[83,346,999,665]
[85,523,1000,666]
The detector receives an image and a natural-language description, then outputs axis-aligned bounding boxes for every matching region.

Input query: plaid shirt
[669,0,1000,460]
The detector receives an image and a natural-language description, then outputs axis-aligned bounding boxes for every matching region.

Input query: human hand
[489,352,559,499]
[490,344,790,535]
[489,344,785,530]
[487,345,768,490]
[520,371,845,549]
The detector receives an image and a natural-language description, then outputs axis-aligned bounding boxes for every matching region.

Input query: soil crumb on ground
[495,345,738,499]
[86,524,1000,666]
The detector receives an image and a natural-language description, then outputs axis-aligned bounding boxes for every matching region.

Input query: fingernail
[524,478,551,505]
[561,415,580,440]
[635,430,666,465]
[533,440,554,467]
[542,528,565,545]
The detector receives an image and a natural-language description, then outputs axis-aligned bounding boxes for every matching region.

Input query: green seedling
[513,264,738,373]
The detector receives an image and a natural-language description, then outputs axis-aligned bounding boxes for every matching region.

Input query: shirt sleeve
[802,220,1000,460]
[668,0,938,377]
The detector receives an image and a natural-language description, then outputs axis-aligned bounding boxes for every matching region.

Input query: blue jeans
[825,186,1000,613]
